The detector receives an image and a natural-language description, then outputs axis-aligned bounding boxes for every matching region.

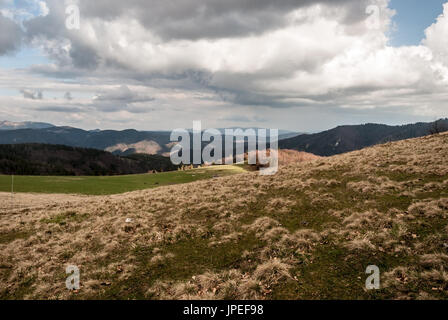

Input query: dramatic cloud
[0,0,447,131]
[78,0,371,40]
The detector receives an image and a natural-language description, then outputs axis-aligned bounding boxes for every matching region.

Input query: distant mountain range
[0,144,178,176]
[0,125,174,156]
[0,119,447,157]
[0,122,299,156]
[279,119,448,156]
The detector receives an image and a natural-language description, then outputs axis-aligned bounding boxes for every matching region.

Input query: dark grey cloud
[20,0,368,110]
[79,0,369,40]
[0,13,23,55]
[22,0,371,69]
[69,42,100,70]
[23,1,95,69]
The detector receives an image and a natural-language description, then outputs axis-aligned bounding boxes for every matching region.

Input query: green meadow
[0,165,246,195]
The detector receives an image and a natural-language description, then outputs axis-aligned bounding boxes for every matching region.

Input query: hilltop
[1,133,448,299]
[279,119,448,156]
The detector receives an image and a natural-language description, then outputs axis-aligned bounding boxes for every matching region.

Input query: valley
[0,165,246,195]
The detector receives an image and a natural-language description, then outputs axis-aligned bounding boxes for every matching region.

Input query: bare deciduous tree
[429,119,447,135]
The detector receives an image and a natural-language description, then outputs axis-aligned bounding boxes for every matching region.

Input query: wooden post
[11,174,14,210]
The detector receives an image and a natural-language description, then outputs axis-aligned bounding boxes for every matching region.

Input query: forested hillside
[0,144,178,176]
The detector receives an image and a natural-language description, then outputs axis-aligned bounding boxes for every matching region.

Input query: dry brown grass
[1,132,448,299]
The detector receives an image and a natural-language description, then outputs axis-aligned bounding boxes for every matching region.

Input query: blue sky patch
[389,0,446,46]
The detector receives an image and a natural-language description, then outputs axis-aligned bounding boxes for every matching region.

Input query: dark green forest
[0,144,178,176]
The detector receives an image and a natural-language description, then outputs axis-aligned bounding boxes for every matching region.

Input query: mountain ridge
[1,119,447,157]
[279,119,448,156]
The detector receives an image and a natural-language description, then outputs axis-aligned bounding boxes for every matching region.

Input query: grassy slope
[1,134,448,300]
[0,165,246,195]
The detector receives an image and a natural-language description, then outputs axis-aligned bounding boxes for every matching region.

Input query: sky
[389,0,447,46]
[0,0,447,132]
